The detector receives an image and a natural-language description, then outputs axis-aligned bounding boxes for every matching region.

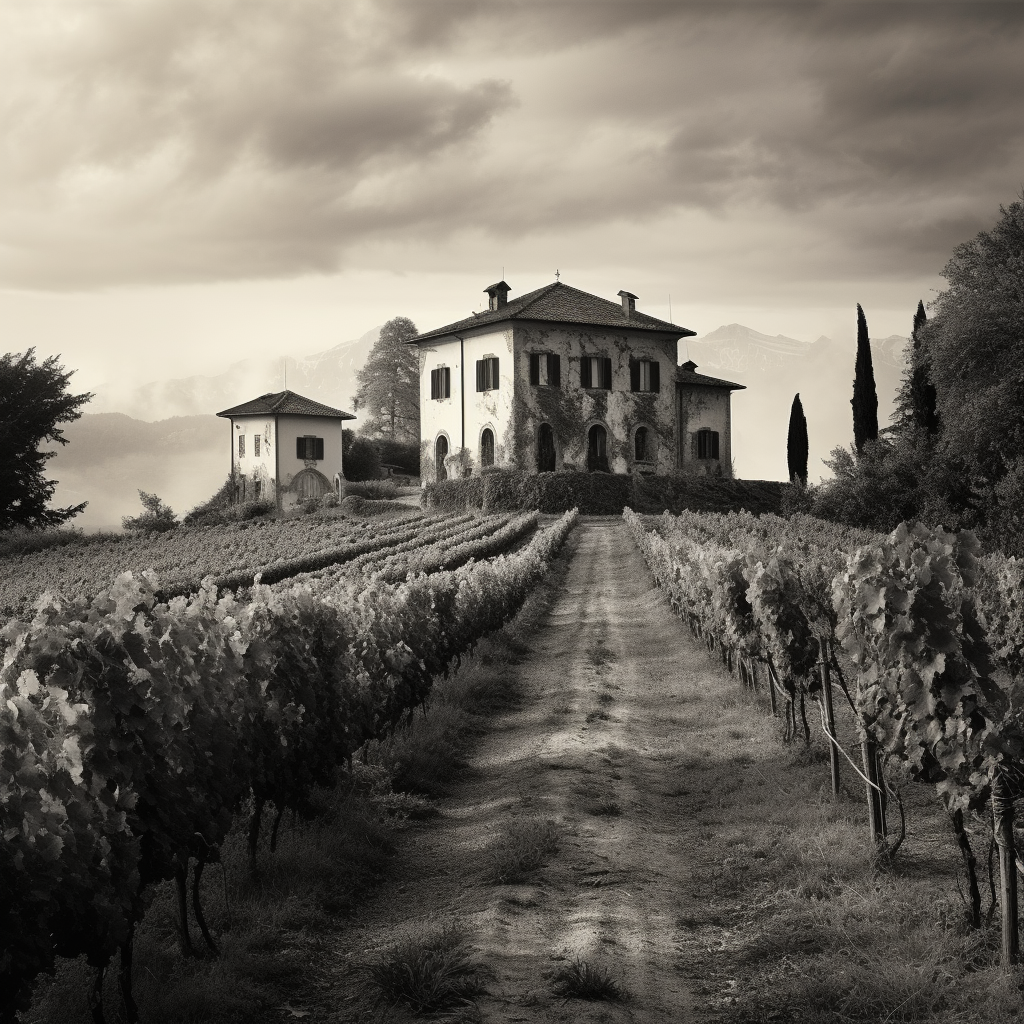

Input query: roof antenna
[283,357,287,391]
[669,293,673,324]
[555,269,560,282]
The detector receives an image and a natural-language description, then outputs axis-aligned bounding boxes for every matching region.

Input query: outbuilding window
[297,436,325,461]
[430,366,451,400]
[696,428,720,460]
[254,433,261,457]
[238,433,245,458]
[529,352,561,387]
[475,357,499,391]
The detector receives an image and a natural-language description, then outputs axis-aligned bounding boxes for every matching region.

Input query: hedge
[422,469,787,516]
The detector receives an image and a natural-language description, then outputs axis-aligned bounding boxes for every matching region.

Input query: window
[238,433,245,458]
[630,359,660,393]
[430,366,451,400]
[254,433,261,457]
[254,480,262,499]
[529,352,561,387]
[696,428,720,460]
[635,427,649,462]
[537,424,556,472]
[581,355,612,390]
[480,428,495,468]
[587,424,609,472]
[297,436,325,460]
[475,357,499,392]
[435,435,449,480]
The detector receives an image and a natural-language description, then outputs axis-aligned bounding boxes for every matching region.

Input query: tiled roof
[216,390,356,419]
[675,366,745,391]
[414,281,696,342]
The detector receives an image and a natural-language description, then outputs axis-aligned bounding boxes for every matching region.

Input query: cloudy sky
[3,0,1024,404]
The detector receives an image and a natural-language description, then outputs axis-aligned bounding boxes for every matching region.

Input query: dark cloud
[2,1,1023,288]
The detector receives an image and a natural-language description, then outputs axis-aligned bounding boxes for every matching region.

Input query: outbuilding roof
[675,361,745,391]
[413,280,696,342]
[217,390,356,419]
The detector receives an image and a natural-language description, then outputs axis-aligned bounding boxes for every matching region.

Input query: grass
[551,958,628,1002]
[485,817,561,883]
[368,920,486,1014]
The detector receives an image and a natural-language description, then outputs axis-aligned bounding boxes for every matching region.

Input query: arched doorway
[587,424,609,472]
[292,468,331,501]
[435,435,449,481]
[537,424,556,472]
[634,426,649,462]
[480,428,495,468]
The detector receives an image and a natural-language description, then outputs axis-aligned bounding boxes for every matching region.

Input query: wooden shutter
[238,434,245,458]
[296,437,305,459]
[629,359,640,392]
[529,353,539,385]
[711,431,720,460]
[650,360,660,393]
[476,360,485,392]
[581,357,592,389]
[430,369,438,400]
[443,366,451,398]
[492,357,499,388]
[314,437,324,460]
[601,357,613,390]
[549,353,561,387]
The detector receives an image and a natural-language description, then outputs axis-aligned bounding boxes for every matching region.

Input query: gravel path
[332,520,709,1021]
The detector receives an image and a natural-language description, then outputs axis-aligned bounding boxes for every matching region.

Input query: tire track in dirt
[330,520,708,1022]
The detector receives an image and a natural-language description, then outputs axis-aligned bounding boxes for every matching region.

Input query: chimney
[617,290,638,317]
[484,280,511,311]
[681,360,698,373]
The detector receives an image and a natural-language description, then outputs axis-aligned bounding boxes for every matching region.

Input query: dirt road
[334,519,733,1022]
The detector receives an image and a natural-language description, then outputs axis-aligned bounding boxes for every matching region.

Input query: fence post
[818,637,840,799]
[992,768,1019,966]
[861,737,886,845]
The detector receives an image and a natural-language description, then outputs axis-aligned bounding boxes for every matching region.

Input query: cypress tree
[851,303,878,453]
[787,393,809,486]
[908,300,940,435]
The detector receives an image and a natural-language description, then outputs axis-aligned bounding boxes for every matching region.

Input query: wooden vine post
[862,737,886,845]
[818,637,840,799]
[992,767,1019,966]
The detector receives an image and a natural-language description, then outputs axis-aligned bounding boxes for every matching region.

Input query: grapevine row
[0,509,579,1022]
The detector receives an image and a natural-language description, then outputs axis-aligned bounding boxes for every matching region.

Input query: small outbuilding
[217,390,355,508]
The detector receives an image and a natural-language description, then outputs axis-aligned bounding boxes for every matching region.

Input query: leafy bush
[182,476,236,526]
[342,429,382,481]
[121,490,177,533]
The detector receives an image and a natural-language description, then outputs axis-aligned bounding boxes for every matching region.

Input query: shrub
[121,490,177,533]
[342,430,382,482]
[551,959,628,1002]
[423,477,484,514]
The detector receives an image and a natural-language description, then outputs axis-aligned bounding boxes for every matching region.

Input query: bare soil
[327,519,718,1021]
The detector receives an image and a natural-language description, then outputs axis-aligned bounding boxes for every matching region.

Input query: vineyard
[623,506,1024,963]
[0,508,577,1022]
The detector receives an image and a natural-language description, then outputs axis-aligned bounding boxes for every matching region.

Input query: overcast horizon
[4,0,1024,424]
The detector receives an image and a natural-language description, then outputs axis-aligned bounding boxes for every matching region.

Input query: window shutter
[239,434,245,458]
[529,353,539,385]
[629,359,640,392]
[650,360,660,393]
[601,357,613,390]
[430,369,438,400]
[443,366,451,398]
[476,360,484,392]
[549,353,561,387]
[581,357,592,389]
[490,357,498,389]
[711,431,720,460]
[314,437,325,461]
[296,437,305,459]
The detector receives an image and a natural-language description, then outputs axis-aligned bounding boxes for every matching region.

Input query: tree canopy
[0,349,92,530]
[851,303,878,454]
[787,393,808,486]
[353,317,420,443]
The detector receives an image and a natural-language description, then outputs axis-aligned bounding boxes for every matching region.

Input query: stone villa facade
[411,280,743,482]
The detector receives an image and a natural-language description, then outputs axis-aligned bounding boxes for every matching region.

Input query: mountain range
[51,323,909,529]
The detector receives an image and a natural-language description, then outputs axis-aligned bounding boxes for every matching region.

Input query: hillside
[681,324,906,481]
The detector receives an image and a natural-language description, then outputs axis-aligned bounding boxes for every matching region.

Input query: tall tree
[851,303,878,454]
[925,196,1024,485]
[0,349,92,529]
[787,393,809,486]
[353,317,420,443]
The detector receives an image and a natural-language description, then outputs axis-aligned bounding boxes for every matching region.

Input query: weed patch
[551,958,628,1002]
[486,817,561,883]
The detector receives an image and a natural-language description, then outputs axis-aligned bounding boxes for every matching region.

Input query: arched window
[587,424,609,472]
[435,435,449,480]
[537,424,556,472]
[634,426,649,462]
[480,428,495,468]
